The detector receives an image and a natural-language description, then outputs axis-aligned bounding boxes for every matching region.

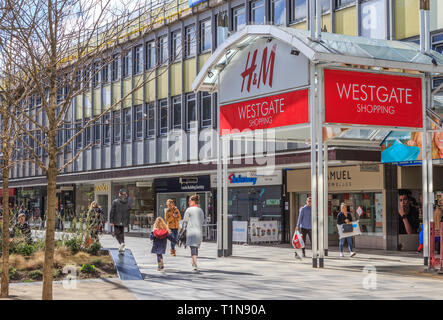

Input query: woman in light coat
[182,194,204,271]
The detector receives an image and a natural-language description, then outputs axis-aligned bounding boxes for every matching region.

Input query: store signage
[220,89,309,134]
[136,181,152,188]
[155,176,210,193]
[250,220,279,243]
[232,221,248,243]
[211,171,282,187]
[356,206,364,217]
[324,69,423,128]
[94,184,110,193]
[219,38,309,105]
[0,188,16,197]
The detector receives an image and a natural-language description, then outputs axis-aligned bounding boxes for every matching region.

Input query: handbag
[342,223,353,233]
[177,227,187,248]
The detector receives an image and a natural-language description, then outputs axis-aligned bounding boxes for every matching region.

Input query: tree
[3,0,187,299]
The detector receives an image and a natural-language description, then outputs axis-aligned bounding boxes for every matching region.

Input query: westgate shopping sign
[324,69,423,128]
[219,38,309,135]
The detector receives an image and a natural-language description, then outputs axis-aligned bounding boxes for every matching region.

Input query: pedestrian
[150,217,176,271]
[87,201,105,241]
[337,203,356,257]
[295,196,312,258]
[57,204,64,231]
[182,194,204,271]
[433,197,443,254]
[110,189,131,253]
[10,212,33,244]
[165,199,181,256]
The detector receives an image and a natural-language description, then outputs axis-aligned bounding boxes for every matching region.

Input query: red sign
[324,69,423,128]
[220,89,309,135]
[0,188,16,197]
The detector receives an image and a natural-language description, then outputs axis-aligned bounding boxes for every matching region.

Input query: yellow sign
[94,184,110,193]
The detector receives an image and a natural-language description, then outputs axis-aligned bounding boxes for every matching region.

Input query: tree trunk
[42,154,57,300]
[1,157,10,298]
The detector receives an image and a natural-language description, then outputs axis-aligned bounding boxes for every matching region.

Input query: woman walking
[337,203,356,258]
[165,199,181,256]
[182,194,204,271]
[87,201,105,241]
[150,217,176,271]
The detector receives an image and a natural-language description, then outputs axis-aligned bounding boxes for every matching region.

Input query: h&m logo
[241,44,277,93]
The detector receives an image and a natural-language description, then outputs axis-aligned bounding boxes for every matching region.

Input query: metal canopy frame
[193,24,443,268]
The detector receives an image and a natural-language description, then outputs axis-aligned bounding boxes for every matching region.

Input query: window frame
[134,45,143,74]
[158,35,168,65]
[185,25,196,58]
[200,92,212,128]
[186,93,197,131]
[200,19,212,53]
[111,53,121,82]
[172,95,182,130]
[171,30,182,62]
[123,108,131,141]
[122,50,132,78]
[158,99,168,136]
[289,0,308,24]
[232,5,246,32]
[250,0,266,25]
[113,110,121,143]
[146,40,156,70]
[146,102,155,138]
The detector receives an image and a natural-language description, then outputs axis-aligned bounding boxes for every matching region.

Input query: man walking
[110,189,131,253]
[296,196,312,257]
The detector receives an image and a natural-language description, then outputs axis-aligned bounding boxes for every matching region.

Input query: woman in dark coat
[150,217,176,271]
[337,203,356,258]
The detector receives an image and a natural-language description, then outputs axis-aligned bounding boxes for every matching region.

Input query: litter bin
[224,215,233,256]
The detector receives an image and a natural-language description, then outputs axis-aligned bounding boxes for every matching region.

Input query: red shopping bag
[292,230,305,249]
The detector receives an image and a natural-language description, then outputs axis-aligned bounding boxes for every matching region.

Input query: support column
[422,74,429,266]
[324,143,329,256]
[317,65,324,268]
[217,135,223,257]
[309,62,318,268]
[222,136,229,257]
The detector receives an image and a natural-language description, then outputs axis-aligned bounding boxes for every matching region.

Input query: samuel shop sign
[324,69,423,128]
[218,38,309,134]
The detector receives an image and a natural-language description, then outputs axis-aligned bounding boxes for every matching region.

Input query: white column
[315,0,322,39]
[422,76,429,266]
[324,142,329,256]
[424,7,431,54]
[309,62,318,268]
[419,9,425,53]
[222,136,229,256]
[317,65,324,267]
[309,0,316,39]
[217,135,223,256]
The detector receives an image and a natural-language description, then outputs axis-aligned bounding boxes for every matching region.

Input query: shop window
[251,0,266,25]
[290,0,307,23]
[171,30,182,61]
[335,0,354,8]
[185,25,196,58]
[122,50,131,78]
[172,96,182,130]
[158,35,168,65]
[103,113,111,145]
[271,0,285,25]
[111,53,121,81]
[134,104,143,139]
[123,108,131,141]
[233,6,246,32]
[158,99,168,136]
[200,92,211,128]
[186,93,196,131]
[146,40,156,70]
[215,12,229,48]
[134,45,143,74]
[113,110,121,143]
[200,19,211,53]
[146,103,155,138]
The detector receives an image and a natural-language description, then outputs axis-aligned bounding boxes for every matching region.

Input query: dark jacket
[337,211,353,226]
[110,197,130,227]
[150,229,176,254]
[10,222,33,244]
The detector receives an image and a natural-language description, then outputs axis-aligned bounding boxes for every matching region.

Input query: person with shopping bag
[295,196,312,257]
[337,203,356,257]
[164,199,181,256]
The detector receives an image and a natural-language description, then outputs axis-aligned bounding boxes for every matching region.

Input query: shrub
[80,264,96,274]
[13,242,37,256]
[64,237,82,254]
[9,266,18,280]
[87,241,102,256]
[28,270,43,280]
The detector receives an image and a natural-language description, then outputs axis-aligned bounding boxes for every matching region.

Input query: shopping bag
[337,221,362,239]
[292,230,305,249]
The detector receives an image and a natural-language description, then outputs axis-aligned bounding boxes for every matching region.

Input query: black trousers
[114,225,125,244]
[301,228,312,255]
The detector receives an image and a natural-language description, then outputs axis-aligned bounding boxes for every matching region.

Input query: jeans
[300,228,312,255]
[170,229,178,250]
[157,254,163,263]
[339,237,353,253]
[114,225,125,244]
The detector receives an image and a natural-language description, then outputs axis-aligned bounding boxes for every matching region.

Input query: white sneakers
[350,252,356,257]
[118,243,126,253]
[192,263,199,271]
[339,252,344,257]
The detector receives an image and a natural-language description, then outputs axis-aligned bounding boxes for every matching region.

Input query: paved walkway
[100,235,443,300]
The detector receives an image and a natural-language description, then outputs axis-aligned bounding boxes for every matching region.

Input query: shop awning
[193,25,443,93]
